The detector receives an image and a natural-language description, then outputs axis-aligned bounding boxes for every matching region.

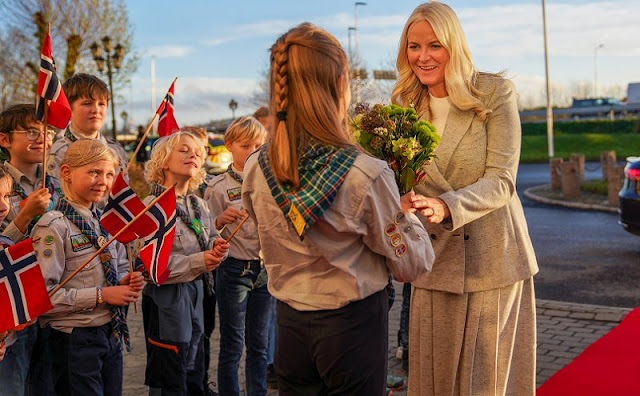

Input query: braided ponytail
[267,23,354,188]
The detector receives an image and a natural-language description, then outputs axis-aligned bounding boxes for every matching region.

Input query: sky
[120,0,640,128]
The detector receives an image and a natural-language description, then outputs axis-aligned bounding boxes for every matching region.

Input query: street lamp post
[228,99,238,119]
[541,0,554,158]
[593,44,604,97]
[354,2,366,104]
[347,26,356,106]
[90,36,125,141]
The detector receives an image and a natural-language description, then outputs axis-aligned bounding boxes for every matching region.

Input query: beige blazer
[413,74,538,294]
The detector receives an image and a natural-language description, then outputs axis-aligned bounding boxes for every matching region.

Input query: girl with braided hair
[241,22,434,395]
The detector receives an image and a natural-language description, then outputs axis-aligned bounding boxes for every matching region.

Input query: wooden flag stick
[127,243,138,313]
[42,100,49,188]
[48,185,176,297]
[225,215,250,244]
[128,76,178,170]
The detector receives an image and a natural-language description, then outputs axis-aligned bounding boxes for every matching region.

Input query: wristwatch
[97,286,104,305]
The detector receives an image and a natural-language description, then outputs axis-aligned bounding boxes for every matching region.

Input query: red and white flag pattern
[35,26,71,129]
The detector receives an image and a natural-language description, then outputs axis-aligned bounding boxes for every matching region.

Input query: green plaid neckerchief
[150,183,214,296]
[11,173,57,234]
[54,197,130,351]
[226,164,243,184]
[257,140,358,240]
[63,126,77,143]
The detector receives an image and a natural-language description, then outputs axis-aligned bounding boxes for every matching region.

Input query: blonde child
[241,23,434,394]
[141,131,229,395]
[32,139,142,395]
[203,116,269,395]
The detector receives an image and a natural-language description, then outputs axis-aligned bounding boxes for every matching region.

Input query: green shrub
[522,119,640,136]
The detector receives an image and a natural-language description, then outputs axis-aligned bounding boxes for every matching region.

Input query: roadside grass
[521,133,640,162]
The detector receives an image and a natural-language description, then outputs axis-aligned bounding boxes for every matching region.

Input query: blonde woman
[32,139,143,395]
[392,2,538,395]
[141,131,229,395]
[242,22,434,395]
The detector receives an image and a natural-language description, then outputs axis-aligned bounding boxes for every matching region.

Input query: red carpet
[537,307,640,396]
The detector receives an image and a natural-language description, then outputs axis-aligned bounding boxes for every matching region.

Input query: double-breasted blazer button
[464,234,470,240]
[430,234,437,240]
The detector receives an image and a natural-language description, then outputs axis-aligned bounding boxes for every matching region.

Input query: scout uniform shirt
[242,152,435,311]
[31,202,128,333]
[1,162,61,243]
[204,166,260,260]
[46,126,129,179]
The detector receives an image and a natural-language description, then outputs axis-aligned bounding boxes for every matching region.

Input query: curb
[536,299,632,322]
[524,184,618,213]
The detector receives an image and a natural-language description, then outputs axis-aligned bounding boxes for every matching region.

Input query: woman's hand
[400,191,417,213]
[102,286,140,306]
[411,194,451,224]
[119,271,144,292]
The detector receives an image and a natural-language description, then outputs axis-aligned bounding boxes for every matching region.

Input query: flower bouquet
[351,103,440,194]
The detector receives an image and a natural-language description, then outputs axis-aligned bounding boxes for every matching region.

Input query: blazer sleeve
[439,78,521,231]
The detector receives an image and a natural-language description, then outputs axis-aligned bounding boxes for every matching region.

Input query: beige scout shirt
[203,168,260,261]
[31,203,129,333]
[1,162,61,243]
[140,193,221,285]
[242,152,435,311]
[46,127,129,179]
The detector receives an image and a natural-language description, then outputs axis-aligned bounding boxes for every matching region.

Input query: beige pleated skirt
[408,277,536,396]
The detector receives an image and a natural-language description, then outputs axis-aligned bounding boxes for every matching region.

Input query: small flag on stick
[156,80,180,136]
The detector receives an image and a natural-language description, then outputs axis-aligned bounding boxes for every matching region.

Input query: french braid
[269,36,299,186]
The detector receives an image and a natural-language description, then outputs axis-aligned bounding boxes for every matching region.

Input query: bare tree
[0,0,138,109]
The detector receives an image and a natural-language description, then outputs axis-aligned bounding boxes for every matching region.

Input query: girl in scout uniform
[31,139,143,396]
[141,131,229,395]
[241,23,435,395]
[203,116,269,395]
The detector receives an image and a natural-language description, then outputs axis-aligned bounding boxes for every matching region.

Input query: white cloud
[145,45,195,58]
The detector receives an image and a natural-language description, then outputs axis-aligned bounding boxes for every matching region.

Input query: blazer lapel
[423,103,476,193]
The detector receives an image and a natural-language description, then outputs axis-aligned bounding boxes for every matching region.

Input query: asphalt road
[517,162,640,308]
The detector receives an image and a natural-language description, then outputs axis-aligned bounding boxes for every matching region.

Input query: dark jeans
[0,324,36,396]
[216,257,272,396]
[49,323,123,396]
[275,289,388,396]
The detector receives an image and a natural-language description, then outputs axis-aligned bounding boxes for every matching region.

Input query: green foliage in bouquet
[351,103,440,194]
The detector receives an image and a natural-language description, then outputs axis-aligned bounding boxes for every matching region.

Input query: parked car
[618,156,640,236]
[205,134,232,175]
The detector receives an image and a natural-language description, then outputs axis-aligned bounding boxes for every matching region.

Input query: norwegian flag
[100,172,159,243]
[138,189,176,285]
[156,81,180,137]
[0,239,53,333]
[35,26,71,129]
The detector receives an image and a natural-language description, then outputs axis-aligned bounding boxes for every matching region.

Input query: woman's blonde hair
[144,131,206,192]
[224,116,267,144]
[392,1,498,121]
[269,22,354,187]
[60,139,119,198]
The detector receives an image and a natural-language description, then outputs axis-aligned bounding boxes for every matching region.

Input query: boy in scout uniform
[203,116,269,395]
[33,139,142,395]
[46,73,129,179]
[0,104,61,396]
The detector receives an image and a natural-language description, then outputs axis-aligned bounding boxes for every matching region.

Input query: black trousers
[142,294,206,396]
[49,323,123,396]
[275,289,388,396]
